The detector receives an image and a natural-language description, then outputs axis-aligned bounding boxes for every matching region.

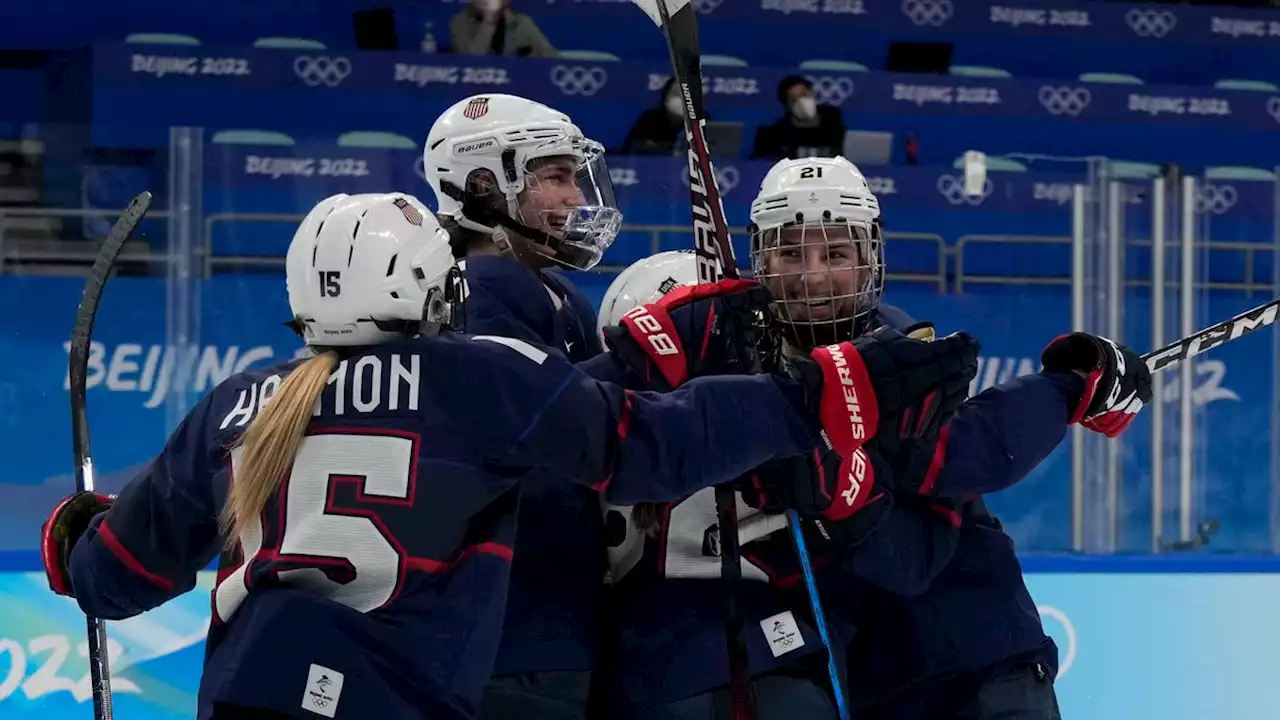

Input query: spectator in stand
[618,77,699,155]
[751,75,846,160]
[450,0,556,58]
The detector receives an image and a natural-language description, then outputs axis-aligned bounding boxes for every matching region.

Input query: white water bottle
[421,22,437,54]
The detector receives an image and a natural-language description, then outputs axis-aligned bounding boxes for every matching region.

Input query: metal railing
[202,215,950,287]
[1,208,1272,298]
[955,234,1276,295]
[0,207,174,274]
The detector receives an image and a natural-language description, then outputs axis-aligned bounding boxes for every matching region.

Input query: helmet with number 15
[285,193,464,347]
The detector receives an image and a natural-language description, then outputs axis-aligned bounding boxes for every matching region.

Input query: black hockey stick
[1143,296,1278,373]
[68,190,152,720]
[630,1,756,716]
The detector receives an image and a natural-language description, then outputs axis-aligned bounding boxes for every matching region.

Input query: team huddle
[39,93,1153,720]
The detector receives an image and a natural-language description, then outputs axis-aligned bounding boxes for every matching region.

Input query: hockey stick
[631,3,846,718]
[630,1,755,716]
[68,190,152,720]
[1143,296,1278,373]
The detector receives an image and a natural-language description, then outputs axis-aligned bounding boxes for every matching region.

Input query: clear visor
[514,138,623,270]
[749,218,884,349]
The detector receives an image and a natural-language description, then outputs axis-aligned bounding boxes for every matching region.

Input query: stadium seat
[951,155,1028,173]
[1213,78,1279,92]
[1205,166,1276,181]
[557,49,622,62]
[211,129,296,146]
[1108,160,1162,180]
[253,37,327,50]
[1078,72,1143,85]
[336,131,417,149]
[124,32,200,45]
[799,59,869,73]
[949,65,1012,78]
[701,54,749,67]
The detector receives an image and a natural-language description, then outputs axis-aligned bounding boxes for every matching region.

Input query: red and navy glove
[1041,332,1152,437]
[41,491,113,597]
[603,278,772,391]
[787,325,980,458]
[740,443,893,546]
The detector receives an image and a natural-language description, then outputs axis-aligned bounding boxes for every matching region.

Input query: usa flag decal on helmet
[463,97,490,119]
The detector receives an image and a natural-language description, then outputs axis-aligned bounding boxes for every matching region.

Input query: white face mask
[664,95,684,118]
[791,96,818,121]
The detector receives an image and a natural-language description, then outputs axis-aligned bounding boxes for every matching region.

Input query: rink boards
[0,564,1277,719]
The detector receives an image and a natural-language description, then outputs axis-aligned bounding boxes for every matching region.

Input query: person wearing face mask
[619,77,711,155]
[450,0,556,58]
[750,75,846,161]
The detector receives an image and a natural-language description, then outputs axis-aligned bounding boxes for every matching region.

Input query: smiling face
[516,155,587,241]
[753,218,883,349]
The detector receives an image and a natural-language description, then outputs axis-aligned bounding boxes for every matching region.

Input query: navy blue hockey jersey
[822,303,1080,707]
[600,302,1078,709]
[458,254,609,676]
[64,333,823,720]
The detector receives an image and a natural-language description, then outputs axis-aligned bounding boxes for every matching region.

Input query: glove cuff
[810,342,879,455]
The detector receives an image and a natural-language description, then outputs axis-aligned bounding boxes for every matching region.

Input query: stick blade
[632,0,692,26]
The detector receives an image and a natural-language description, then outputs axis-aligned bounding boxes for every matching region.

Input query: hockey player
[593,249,974,720]
[422,93,621,719]
[742,156,1152,719]
[39,192,977,720]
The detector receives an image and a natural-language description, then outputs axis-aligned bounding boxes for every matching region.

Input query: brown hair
[220,351,339,544]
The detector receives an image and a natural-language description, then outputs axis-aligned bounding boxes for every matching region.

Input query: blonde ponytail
[221,351,339,545]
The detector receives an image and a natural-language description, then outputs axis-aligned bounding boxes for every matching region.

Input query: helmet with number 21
[749,156,884,351]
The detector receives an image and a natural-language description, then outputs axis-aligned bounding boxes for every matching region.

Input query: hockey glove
[1041,332,1152,438]
[743,442,891,523]
[41,491,113,597]
[603,278,771,391]
[788,326,980,458]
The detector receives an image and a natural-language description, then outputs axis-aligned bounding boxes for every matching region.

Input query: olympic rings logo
[292,56,352,88]
[1266,97,1280,125]
[1196,183,1238,216]
[806,76,855,106]
[902,0,953,27]
[936,174,992,206]
[550,65,609,96]
[1038,86,1092,117]
[1126,9,1177,38]
[682,165,740,196]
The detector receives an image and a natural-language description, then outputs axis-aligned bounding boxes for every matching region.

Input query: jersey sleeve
[67,391,225,620]
[475,338,816,505]
[836,494,962,596]
[921,371,1083,498]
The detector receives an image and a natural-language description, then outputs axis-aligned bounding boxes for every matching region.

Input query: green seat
[1213,78,1279,92]
[125,32,200,45]
[1078,72,1143,85]
[1205,166,1276,182]
[557,49,622,62]
[701,54,748,67]
[211,129,296,146]
[799,59,869,73]
[949,65,1011,78]
[336,131,418,150]
[951,155,1028,172]
[1108,160,1163,180]
[253,37,327,50]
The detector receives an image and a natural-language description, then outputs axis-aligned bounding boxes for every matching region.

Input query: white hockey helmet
[424,93,623,271]
[286,193,463,347]
[597,250,699,338]
[748,156,884,350]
